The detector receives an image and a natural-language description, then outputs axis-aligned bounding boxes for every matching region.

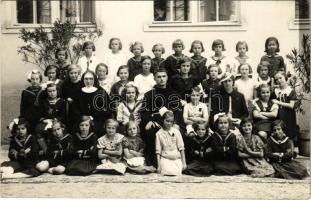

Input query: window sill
[2,23,98,34]
[288,19,310,30]
[143,21,247,32]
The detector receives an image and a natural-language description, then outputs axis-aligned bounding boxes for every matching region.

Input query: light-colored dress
[237,134,275,177]
[155,127,185,176]
[96,133,127,174]
[235,78,257,108]
[183,102,209,134]
[98,79,113,94]
[232,56,255,77]
[77,55,100,74]
[103,52,127,84]
[134,73,156,100]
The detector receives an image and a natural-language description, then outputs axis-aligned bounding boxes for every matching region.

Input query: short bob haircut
[44,64,60,78]
[264,37,280,53]
[82,41,96,51]
[11,118,30,136]
[27,70,43,83]
[189,40,205,53]
[271,120,286,134]
[49,118,66,133]
[257,83,271,96]
[152,43,165,54]
[55,47,69,59]
[212,39,226,51]
[67,64,82,74]
[124,120,141,136]
[75,115,94,133]
[214,113,232,130]
[81,70,100,88]
[129,41,144,53]
[121,82,139,101]
[105,118,119,129]
[109,37,122,50]
[238,63,253,74]
[95,63,109,75]
[192,120,209,134]
[235,41,249,52]
[207,64,222,75]
[172,39,185,50]
[274,71,288,82]
[239,117,258,135]
[117,65,129,77]
[257,60,271,74]
[178,56,192,67]
[141,55,152,65]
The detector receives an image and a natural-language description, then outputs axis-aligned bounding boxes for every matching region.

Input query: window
[154,0,238,23]
[295,0,309,19]
[16,0,94,24]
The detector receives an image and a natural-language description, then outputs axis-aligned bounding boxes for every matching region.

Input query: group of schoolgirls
[0,36,309,180]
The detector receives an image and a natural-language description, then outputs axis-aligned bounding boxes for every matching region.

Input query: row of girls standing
[0,36,308,179]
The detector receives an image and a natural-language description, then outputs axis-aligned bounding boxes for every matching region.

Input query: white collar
[82,86,98,93]
[275,86,292,97]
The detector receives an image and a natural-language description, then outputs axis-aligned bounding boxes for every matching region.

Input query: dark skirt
[184,160,214,176]
[212,160,243,175]
[272,160,309,179]
[65,159,97,176]
[47,158,70,168]
[1,160,41,177]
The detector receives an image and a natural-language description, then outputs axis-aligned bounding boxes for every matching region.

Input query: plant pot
[298,130,310,157]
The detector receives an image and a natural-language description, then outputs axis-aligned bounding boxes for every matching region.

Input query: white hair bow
[26,69,40,81]
[213,112,227,122]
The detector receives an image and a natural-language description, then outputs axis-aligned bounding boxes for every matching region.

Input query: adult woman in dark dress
[72,70,112,136]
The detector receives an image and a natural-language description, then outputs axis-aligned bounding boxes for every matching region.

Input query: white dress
[134,73,156,100]
[235,78,257,108]
[103,52,127,84]
[77,55,100,74]
[208,56,233,78]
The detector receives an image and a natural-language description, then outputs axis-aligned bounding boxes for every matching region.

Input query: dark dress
[272,87,298,145]
[151,57,165,74]
[266,136,308,179]
[56,61,70,80]
[110,80,129,111]
[65,132,98,175]
[127,57,142,81]
[170,74,200,101]
[252,99,278,133]
[260,54,286,77]
[72,88,112,136]
[191,56,207,82]
[46,133,73,167]
[140,85,183,167]
[184,134,214,176]
[1,134,41,176]
[164,54,186,79]
[210,131,243,175]
[35,98,67,137]
[20,86,44,132]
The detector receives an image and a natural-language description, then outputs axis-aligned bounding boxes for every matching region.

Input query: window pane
[79,0,94,22]
[37,0,51,23]
[219,0,234,21]
[295,0,309,19]
[154,0,189,21]
[60,0,94,23]
[200,0,216,22]
[17,0,33,23]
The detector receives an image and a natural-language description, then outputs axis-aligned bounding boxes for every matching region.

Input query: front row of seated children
[1,112,308,180]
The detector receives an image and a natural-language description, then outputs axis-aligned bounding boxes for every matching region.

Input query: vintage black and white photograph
[0,0,310,198]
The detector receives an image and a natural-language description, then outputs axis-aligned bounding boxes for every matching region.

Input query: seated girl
[155,111,187,176]
[266,120,308,179]
[184,121,214,176]
[237,118,275,177]
[96,119,127,175]
[46,119,73,175]
[210,113,243,175]
[122,121,156,174]
[252,84,278,141]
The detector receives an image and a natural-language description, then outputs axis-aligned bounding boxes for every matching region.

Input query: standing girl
[103,38,127,84]
[260,37,286,77]
[151,43,165,74]
[210,114,243,175]
[237,118,275,177]
[252,84,278,140]
[46,119,73,175]
[134,55,156,100]
[122,121,156,174]
[96,63,113,94]
[189,40,207,82]
[20,70,44,133]
[77,41,100,74]
[266,120,308,179]
[272,71,299,155]
[1,118,41,178]
[235,63,257,109]
[209,39,232,78]
[184,121,214,176]
[117,83,142,134]
[55,47,70,80]
[65,116,98,175]
[232,41,254,77]
[96,119,127,175]
[127,41,143,81]
[165,39,186,79]
[183,86,209,137]
[155,111,187,176]
[42,65,63,91]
